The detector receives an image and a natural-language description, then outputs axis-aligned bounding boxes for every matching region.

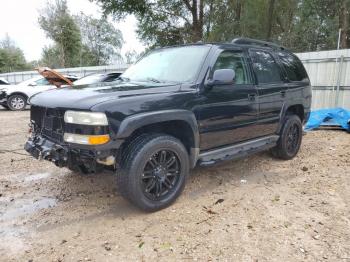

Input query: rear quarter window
[277,52,308,82]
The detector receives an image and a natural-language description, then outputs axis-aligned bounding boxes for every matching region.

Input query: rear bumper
[24,135,120,171]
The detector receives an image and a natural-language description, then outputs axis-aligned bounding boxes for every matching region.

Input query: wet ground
[0,108,349,261]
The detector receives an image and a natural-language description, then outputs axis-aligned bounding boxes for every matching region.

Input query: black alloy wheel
[286,122,300,155]
[271,114,302,160]
[117,133,189,211]
[141,149,181,201]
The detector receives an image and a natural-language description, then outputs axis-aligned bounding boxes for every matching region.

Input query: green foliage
[95,0,203,47]
[75,13,124,66]
[38,0,82,67]
[40,45,62,68]
[95,0,350,52]
[38,1,124,67]
[285,0,339,51]
[207,0,339,52]
[0,35,31,73]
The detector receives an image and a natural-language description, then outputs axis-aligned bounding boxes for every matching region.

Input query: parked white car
[0,75,77,110]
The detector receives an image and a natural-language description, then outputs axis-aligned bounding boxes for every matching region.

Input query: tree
[124,49,140,64]
[95,0,348,52]
[75,13,124,66]
[40,45,62,68]
[94,0,206,47]
[207,0,344,52]
[266,0,276,40]
[207,0,296,42]
[0,34,30,73]
[339,0,350,48]
[38,0,82,67]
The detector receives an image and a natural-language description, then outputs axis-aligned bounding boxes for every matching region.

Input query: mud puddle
[1,197,57,221]
[24,172,52,182]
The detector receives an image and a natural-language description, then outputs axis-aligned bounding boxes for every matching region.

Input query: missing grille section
[31,106,65,142]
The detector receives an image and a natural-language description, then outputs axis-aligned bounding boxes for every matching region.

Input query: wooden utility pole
[266,0,276,40]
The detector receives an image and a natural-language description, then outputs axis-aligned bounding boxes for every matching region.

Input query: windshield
[122,45,211,83]
[74,74,106,85]
[18,76,43,86]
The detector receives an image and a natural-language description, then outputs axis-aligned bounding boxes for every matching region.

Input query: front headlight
[64,110,108,126]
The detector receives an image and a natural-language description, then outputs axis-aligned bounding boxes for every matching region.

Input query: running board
[198,135,279,166]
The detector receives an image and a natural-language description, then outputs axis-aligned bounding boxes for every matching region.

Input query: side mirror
[28,82,37,87]
[207,69,235,86]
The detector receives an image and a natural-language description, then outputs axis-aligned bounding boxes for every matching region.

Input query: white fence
[297,49,350,110]
[1,49,349,110]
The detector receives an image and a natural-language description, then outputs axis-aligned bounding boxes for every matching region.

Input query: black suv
[25,38,311,211]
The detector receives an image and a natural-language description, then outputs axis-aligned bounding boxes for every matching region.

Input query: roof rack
[231,37,285,50]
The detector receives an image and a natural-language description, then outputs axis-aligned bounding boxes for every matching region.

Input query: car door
[249,49,287,136]
[197,49,259,151]
[276,51,311,108]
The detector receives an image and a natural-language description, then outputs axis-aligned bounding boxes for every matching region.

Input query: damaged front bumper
[0,91,7,104]
[24,136,68,166]
[24,135,119,172]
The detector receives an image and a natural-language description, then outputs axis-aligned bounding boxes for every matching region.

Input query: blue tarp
[305,108,350,132]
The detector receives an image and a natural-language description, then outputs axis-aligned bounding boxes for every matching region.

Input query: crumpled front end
[25,135,68,167]
[24,105,121,173]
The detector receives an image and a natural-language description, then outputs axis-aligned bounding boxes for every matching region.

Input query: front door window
[213,51,251,85]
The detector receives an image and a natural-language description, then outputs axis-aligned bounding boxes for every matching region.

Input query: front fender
[116,109,199,147]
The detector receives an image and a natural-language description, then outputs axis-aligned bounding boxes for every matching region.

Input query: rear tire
[7,94,27,111]
[271,115,302,160]
[117,133,189,212]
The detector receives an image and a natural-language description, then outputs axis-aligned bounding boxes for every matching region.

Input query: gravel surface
[0,108,349,262]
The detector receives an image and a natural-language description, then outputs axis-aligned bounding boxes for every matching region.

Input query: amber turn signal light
[64,133,110,145]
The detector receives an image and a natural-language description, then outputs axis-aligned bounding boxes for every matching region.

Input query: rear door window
[277,52,308,81]
[250,50,283,84]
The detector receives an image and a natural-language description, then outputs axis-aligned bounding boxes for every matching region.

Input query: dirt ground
[0,107,349,262]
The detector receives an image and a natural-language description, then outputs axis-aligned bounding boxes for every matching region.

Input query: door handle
[248,94,256,101]
[280,90,286,98]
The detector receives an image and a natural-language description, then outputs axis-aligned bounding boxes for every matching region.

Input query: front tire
[271,115,302,160]
[7,94,27,111]
[117,133,189,212]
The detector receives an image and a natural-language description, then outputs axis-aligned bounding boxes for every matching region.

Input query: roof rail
[232,37,285,50]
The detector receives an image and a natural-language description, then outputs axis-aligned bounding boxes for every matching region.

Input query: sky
[0,0,145,61]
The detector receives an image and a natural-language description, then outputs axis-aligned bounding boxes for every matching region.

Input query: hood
[0,84,24,92]
[29,81,181,110]
[36,67,73,87]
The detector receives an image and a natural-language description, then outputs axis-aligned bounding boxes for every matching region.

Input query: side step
[198,135,279,166]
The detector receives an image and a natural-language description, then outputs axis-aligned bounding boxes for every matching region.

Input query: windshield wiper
[146,77,163,83]
[118,76,130,82]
